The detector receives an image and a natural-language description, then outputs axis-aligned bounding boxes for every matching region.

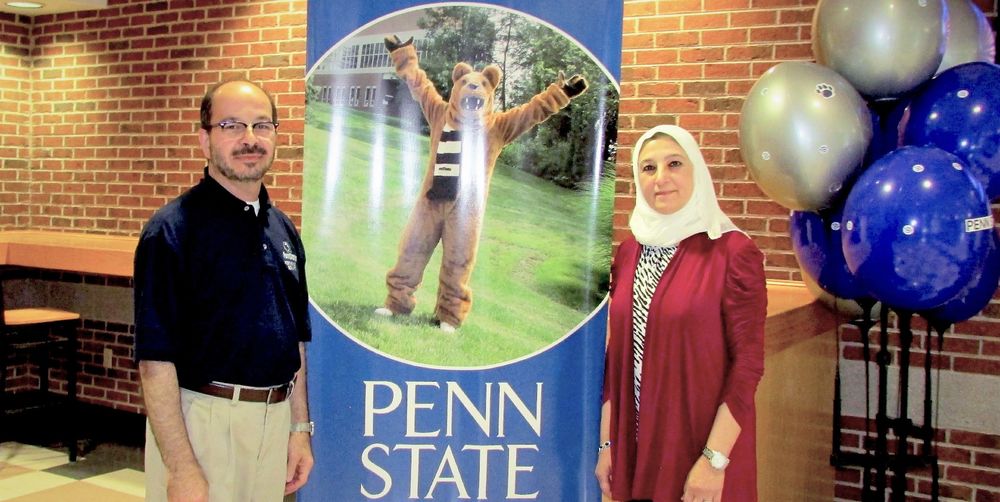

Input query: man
[134,79,314,501]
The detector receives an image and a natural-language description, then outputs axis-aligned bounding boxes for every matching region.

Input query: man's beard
[211,143,273,182]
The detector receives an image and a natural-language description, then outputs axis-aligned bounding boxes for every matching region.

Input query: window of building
[340,45,359,70]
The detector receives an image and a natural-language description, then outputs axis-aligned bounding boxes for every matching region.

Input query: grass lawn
[302,104,610,367]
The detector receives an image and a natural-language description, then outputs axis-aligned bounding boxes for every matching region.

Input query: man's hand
[384,35,414,53]
[167,463,209,502]
[285,432,314,495]
[682,456,725,502]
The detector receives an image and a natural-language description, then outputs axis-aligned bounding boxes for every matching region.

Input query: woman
[595,125,766,502]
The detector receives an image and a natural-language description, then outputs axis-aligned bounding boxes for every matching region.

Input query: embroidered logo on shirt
[282,241,298,272]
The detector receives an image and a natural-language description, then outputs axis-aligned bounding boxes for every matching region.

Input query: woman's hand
[682,456,724,502]
[594,448,612,498]
[596,401,613,498]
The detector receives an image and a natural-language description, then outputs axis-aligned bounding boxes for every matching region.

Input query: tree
[501,22,619,188]
[494,13,520,111]
[417,7,497,101]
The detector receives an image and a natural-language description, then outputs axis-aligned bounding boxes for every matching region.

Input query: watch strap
[291,421,314,436]
[702,447,729,470]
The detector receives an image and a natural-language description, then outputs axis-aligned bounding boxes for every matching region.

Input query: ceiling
[0,0,106,16]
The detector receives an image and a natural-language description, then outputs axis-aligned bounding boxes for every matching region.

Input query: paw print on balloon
[816,83,836,99]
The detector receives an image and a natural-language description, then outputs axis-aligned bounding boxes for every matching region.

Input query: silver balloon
[740,62,872,211]
[937,0,995,74]
[813,0,947,99]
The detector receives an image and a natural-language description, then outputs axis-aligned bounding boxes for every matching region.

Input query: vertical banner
[302,2,621,500]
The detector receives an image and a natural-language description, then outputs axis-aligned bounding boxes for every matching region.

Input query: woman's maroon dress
[604,232,767,502]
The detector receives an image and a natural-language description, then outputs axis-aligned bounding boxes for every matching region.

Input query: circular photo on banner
[303,4,617,367]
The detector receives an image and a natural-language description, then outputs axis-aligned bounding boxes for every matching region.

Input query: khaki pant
[145,388,291,502]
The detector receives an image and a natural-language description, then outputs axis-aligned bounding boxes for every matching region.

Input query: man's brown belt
[188,381,292,404]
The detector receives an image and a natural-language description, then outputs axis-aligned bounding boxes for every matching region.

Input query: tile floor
[0,400,145,501]
[0,441,144,501]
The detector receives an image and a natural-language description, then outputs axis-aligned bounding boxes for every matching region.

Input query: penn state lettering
[361,380,544,500]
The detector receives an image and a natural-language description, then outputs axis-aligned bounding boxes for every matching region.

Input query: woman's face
[637,136,695,215]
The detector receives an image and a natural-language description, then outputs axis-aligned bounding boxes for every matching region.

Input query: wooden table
[0,230,137,277]
[764,280,837,355]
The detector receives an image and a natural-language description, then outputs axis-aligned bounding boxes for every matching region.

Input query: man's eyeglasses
[207,120,278,138]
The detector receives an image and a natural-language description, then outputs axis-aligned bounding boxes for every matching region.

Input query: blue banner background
[302,305,607,500]
[302,2,620,499]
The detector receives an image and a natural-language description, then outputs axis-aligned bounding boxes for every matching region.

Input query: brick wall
[833,316,1000,500]
[77,291,140,413]
[835,416,1000,501]
[620,0,1000,500]
[0,13,31,229]
[18,0,307,235]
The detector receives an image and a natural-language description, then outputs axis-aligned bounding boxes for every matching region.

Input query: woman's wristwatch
[598,440,611,453]
[702,447,730,470]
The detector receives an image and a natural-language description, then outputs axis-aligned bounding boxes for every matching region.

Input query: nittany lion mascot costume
[375,35,588,332]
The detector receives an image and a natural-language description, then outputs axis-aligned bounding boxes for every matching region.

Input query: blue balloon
[866,97,912,167]
[927,229,1000,324]
[904,62,1000,200]
[842,146,993,311]
[790,207,870,300]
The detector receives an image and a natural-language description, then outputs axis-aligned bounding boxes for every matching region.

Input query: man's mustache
[232,145,268,156]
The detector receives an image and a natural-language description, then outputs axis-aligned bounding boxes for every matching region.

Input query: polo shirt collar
[200,166,272,216]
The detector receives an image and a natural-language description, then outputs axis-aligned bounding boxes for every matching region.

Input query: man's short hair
[199,79,278,131]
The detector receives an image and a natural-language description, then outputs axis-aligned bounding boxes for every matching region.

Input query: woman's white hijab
[628,125,740,247]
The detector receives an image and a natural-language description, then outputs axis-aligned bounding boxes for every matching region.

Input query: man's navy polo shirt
[134,170,311,388]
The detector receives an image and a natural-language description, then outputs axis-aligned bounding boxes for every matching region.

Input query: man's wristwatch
[702,447,730,471]
[291,421,315,436]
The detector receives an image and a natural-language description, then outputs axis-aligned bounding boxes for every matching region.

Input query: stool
[1,307,81,462]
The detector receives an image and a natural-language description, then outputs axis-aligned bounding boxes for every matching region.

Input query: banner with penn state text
[302,2,621,499]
